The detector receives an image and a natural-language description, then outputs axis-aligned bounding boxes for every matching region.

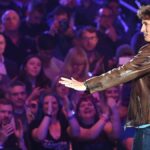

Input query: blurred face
[2,10,20,31]
[28,100,38,115]
[105,87,120,102]
[56,83,69,98]
[54,13,68,26]
[141,20,150,42]
[0,35,6,56]
[72,60,86,78]
[108,1,119,16]
[28,10,43,25]
[98,8,113,29]
[0,104,13,125]
[9,85,27,107]
[25,57,42,78]
[78,99,96,120]
[81,31,98,51]
[43,95,59,117]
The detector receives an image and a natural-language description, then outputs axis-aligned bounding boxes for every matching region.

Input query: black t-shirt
[3,134,21,150]
[71,121,114,150]
[29,114,70,150]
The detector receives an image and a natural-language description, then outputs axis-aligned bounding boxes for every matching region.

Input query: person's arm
[32,100,52,141]
[61,96,80,137]
[85,44,150,93]
[73,114,109,140]
[32,116,51,141]
[59,44,150,93]
[106,98,121,139]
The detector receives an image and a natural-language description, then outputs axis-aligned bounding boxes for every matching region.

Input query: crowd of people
[0,0,148,150]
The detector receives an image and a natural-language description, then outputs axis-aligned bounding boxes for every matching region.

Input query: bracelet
[45,114,52,118]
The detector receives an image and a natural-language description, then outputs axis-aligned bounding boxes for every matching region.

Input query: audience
[66,94,120,150]
[16,55,51,95]
[1,9,37,66]
[0,32,18,79]
[0,0,142,149]
[0,98,27,150]
[31,92,70,150]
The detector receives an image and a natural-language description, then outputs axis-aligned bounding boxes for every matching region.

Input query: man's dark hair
[137,5,150,20]
[49,6,70,19]
[27,2,45,14]
[0,98,13,107]
[77,26,98,38]
[9,80,26,89]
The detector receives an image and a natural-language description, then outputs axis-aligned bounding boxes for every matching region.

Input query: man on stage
[59,5,150,150]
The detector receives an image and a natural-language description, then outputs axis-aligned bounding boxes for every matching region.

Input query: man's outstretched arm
[59,44,150,93]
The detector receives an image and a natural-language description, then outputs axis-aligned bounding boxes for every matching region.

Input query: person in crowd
[48,6,75,59]
[0,32,18,79]
[106,0,130,37]
[37,33,64,81]
[7,80,39,150]
[74,0,102,28]
[103,86,121,104]
[7,80,28,130]
[1,9,37,66]
[0,98,27,150]
[95,6,126,64]
[62,47,89,81]
[16,55,51,95]
[77,26,106,75]
[51,76,71,108]
[31,92,70,150]
[63,94,120,150]
[96,6,118,42]
[59,5,150,150]
[115,44,135,67]
[26,97,39,125]
[20,2,48,39]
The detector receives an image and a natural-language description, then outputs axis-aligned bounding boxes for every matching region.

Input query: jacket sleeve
[84,44,150,93]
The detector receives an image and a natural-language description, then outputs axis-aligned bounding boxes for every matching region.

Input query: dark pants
[132,127,150,150]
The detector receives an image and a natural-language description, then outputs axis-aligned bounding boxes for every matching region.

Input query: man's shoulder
[140,43,150,50]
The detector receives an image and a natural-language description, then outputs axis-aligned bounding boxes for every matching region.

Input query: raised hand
[59,77,86,91]
[0,120,15,143]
